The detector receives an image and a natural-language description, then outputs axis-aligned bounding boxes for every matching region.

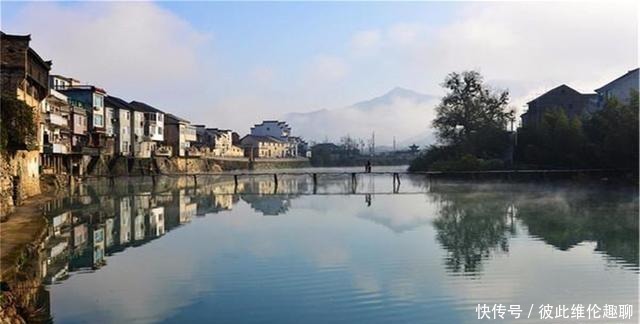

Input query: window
[158,127,163,135]
[158,114,163,122]
[94,115,104,127]
[125,111,130,120]
[150,126,156,135]
[93,94,104,108]
[123,141,129,152]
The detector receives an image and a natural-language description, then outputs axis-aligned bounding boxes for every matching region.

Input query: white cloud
[6,2,212,106]
[307,54,350,82]
[387,22,423,45]
[427,1,638,114]
[3,1,636,140]
[250,65,276,85]
[351,29,382,53]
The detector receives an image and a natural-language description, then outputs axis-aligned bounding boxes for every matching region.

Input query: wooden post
[313,173,317,194]
[351,172,357,194]
[274,174,278,191]
[193,174,197,187]
[234,174,239,193]
[152,175,156,187]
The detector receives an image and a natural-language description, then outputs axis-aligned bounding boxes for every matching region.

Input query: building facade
[521,84,598,128]
[164,114,197,157]
[240,135,289,159]
[55,80,111,154]
[129,101,165,156]
[206,128,244,157]
[1,32,52,202]
[250,120,291,140]
[595,68,639,108]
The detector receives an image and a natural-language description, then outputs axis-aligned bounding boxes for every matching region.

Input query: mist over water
[38,170,638,323]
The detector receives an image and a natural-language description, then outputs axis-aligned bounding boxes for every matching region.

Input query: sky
[1,1,638,144]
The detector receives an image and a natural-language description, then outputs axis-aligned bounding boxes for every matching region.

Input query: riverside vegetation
[409,71,639,172]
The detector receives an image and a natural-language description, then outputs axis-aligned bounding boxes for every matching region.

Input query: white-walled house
[249,120,308,157]
[205,128,244,157]
[129,101,165,155]
[165,114,197,157]
[250,120,291,140]
[105,96,132,156]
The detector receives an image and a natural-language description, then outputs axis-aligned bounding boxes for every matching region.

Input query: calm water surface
[38,167,638,323]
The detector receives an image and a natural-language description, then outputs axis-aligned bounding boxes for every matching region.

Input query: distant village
[1,32,310,180]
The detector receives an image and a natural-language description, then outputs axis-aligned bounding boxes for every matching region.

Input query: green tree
[583,91,639,169]
[516,108,587,168]
[0,94,38,152]
[433,71,513,154]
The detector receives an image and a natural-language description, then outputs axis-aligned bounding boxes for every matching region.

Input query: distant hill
[283,87,439,148]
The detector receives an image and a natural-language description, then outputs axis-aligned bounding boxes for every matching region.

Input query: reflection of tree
[428,181,639,272]
[430,186,512,274]
[516,190,638,267]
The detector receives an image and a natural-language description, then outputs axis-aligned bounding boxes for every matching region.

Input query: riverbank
[0,189,54,324]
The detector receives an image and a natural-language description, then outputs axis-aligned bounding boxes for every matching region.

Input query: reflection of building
[164,189,198,226]
[118,197,132,245]
[180,191,197,224]
[148,207,165,237]
[238,178,307,215]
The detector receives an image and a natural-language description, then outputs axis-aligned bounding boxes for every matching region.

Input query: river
[32,167,638,323]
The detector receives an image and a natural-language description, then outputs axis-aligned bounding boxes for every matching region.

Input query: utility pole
[370,131,375,156]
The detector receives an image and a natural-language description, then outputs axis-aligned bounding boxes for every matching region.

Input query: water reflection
[35,175,638,323]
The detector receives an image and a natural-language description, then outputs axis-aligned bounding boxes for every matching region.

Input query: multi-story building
[205,128,244,157]
[249,120,305,157]
[105,96,135,156]
[164,114,197,157]
[250,120,291,140]
[192,124,208,149]
[129,101,165,155]
[239,135,289,159]
[42,89,71,153]
[521,85,598,128]
[521,68,639,128]
[1,32,52,200]
[54,76,111,155]
[41,89,72,173]
[70,105,88,152]
[595,68,639,108]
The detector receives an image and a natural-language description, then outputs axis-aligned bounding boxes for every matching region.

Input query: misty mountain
[283,87,439,148]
